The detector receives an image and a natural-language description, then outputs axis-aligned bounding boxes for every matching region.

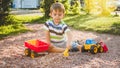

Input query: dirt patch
[0,24,120,68]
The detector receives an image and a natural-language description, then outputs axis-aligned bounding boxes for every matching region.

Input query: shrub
[60,0,70,14]
[71,0,81,14]
[0,0,11,26]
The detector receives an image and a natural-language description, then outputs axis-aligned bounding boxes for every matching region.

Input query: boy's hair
[50,2,65,13]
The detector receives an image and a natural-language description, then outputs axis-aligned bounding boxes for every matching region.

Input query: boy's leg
[47,45,65,53]
[69,45,82,52]
[77,45,82,52]
[69,41,82,52]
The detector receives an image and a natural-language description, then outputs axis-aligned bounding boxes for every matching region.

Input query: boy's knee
[77,45,82,49]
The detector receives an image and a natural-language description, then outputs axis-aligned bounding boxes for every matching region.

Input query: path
[10,9,43,16]
[0,24,120,68]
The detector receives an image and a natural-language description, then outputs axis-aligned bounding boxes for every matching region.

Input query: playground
[0,24,120,68]
[0,0,120,67]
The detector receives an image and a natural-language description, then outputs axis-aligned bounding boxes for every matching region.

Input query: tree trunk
[0,0,11,26]
[44,0,55,18]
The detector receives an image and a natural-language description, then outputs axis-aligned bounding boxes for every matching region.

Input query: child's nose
[56,15,59,17]
[56,15,60,18]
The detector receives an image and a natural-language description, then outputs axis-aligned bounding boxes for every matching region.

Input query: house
[12,0,40,9]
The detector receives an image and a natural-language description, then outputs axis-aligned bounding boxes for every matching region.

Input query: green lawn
[0,24,28,39]
[13,14,44,23]
[0,14,48,39]
[0,14,120,39]
[64,14,120,35]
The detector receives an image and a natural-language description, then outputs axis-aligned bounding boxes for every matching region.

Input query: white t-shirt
[43,20,70,43]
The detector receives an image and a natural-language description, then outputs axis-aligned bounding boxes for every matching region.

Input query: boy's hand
[63,48,69,57]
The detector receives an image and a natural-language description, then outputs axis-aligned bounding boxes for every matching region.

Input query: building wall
[13,0,21,8]
[12,0,40,8]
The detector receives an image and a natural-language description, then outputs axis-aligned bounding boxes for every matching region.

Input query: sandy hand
[63,48,69,57]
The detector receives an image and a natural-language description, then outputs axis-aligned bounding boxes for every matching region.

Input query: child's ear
[63,13,65,17]
[63,14,65,16]
[49,13,51,16]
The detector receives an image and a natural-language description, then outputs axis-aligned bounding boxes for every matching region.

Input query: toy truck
[82,39,103,54]
[24,39,49,58]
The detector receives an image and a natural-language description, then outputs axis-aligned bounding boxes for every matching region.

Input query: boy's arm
[66,31,72,50]
[45,30,51,45]
[63,31,72,57]
[45,30,65,53]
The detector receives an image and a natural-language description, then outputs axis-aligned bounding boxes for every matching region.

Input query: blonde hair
[50,2,65,13]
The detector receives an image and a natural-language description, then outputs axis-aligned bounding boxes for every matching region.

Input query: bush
[0,0,11,26]
[60,0,70,14]
[71,0,81,14]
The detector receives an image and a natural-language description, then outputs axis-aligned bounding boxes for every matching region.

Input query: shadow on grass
[65,14,97,24]
[64,14,98,29]
[64,14,120,35]
[87,21,120,35]
[108,21,120,35]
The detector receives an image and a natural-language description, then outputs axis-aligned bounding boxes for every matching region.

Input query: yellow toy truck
[82,39,103,54]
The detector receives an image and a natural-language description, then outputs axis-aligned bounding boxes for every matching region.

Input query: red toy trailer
[24,39,49,58]
[99,41,108,52]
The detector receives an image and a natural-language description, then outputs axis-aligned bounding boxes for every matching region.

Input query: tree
[84,0,94,14]
[43,0,56,18]
[0,0,11,26]
[99,0,116,16]
[71,0,81,14]
[60,0,70,14]
[43,0,82,17]
[84,0,116,16]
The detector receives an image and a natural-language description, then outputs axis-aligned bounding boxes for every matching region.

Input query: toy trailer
[24,39,49,58]
[98,41,108,52]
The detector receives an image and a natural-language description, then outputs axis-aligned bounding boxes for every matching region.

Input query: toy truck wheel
[81,46,85,52]
[82,46,88,52]
[98,46,103,53]
[24,48,31,56]
[31,51,35,59]
[31,51,38,59]
[90,46,98,54]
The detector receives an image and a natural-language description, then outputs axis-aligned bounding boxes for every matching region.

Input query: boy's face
[50,9,64,24]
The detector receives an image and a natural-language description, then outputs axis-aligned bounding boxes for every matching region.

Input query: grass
[13,14,46,23]
[64,14,120,35]
[0,13,120,39]
[0,14,48,39]
[0,23,29,40]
